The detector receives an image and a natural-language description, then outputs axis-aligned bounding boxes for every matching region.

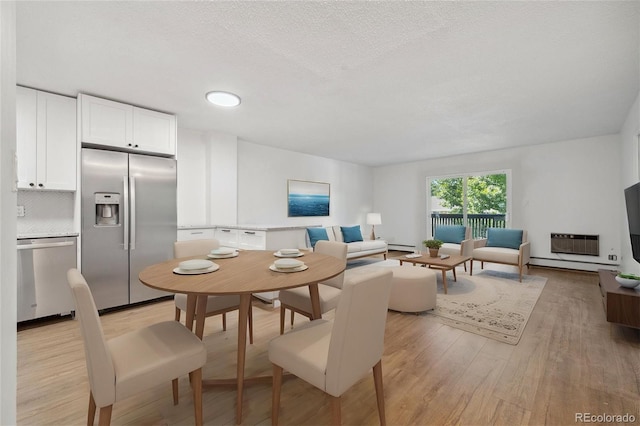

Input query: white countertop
[178,224,321,232]
[18,232,79,239]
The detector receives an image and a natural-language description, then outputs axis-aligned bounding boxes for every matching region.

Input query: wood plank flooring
[16,263,640,425]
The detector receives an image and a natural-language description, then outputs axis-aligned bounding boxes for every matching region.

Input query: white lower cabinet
[212,226,308,303]
[177,228,215,241]
[214,228,239,248]
[238,230,266,250]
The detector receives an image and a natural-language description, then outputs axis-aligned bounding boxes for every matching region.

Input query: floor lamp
[367,213,382,240]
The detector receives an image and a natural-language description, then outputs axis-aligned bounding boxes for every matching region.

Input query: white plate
[179,259,215,270]
[173,264,219,275]
[279,248,301,255]
[211,247,236,256]
[274,251,304,258]
[269,264,308,273]
[274,258,305,269]
[208,252,239,259]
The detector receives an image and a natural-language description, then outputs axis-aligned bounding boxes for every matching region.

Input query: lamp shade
[366,213,382,225]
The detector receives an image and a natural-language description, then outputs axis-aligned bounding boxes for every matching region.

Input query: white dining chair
[277,240,348,334]
[67,268,207,426]
[173,239,254,343]
[269,268,393,425]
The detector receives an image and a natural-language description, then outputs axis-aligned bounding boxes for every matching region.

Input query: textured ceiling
[16,1,640,167]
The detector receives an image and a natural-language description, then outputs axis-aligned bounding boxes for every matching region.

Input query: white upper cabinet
[16,86,77,191]
[80,94,133,147]
[133,107,176,155]
[80,94,176,156]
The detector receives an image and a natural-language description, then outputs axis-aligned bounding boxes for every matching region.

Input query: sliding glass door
[428,171,510,238]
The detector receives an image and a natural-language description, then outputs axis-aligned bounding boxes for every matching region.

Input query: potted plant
[422,239,443,257]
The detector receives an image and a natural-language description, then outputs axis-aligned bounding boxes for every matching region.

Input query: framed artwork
[287,180,330,217]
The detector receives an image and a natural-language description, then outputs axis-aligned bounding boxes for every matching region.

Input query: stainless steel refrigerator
[81,148,176,310]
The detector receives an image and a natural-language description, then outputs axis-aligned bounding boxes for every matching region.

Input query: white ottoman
[388,266,437,313]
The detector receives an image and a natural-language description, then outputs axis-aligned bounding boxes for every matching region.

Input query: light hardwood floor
[17,263,640,425]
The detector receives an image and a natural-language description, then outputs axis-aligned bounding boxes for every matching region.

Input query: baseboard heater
[550,233,599,256]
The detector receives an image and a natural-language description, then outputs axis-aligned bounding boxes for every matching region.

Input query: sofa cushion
[346,240,387,253]
[439,243,461,256]
[473,246,520,264]
[307,227,329,248]
[434,225,466,244]
[486,228,523,250]
[341,225,364,243]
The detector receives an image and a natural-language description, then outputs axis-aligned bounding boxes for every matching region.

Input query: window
[428,171,511,239]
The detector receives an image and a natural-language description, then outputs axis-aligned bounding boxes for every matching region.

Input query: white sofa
[307,226,388,260]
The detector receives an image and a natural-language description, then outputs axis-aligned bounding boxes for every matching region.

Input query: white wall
[0,2,17,424]
[619,92,640,274]
[177,128,208,226]
[237,140,374,227]
[374,134,622,270]
[176,128,237,226]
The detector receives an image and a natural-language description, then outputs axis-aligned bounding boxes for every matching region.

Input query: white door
[16,86,38,189]
[80,94,133,148]
[133,107,176,155]
[36,91,77,190]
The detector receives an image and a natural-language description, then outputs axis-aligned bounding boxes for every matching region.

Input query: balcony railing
[430,213,506,239]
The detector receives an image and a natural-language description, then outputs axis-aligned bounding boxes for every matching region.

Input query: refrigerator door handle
[130,175,136,250]
[123,176,129,251]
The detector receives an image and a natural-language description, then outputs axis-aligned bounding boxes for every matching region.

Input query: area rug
[429,270,547,345]
[348,260,547,345]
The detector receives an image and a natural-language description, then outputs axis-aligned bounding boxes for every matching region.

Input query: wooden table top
[139,250,346,295]
[395,252,471,267]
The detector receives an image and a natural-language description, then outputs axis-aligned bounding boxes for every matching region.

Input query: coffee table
[396,252,471,294]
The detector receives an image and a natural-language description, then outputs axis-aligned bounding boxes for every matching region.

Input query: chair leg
[519,265,523,282]
[290,310,295,327]
[329,395,342,426]
[279,306,285,335]
[174,306,181,322]
[191,368,203,426]
[222,312,227,331]
[248,303,254,344]
[463,261,467,272]
[172,378,179,405]
[373,360,386,426]
[88,392,96,426]
[272,364,284,426]
[98,405,112,426]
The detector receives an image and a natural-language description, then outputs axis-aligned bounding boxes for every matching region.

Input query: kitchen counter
[178,225,216,230]
[18,232,79,239]
[179,224,321,231]
[210,224,321,231]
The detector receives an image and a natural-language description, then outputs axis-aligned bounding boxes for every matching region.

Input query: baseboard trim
[530,256,619,272]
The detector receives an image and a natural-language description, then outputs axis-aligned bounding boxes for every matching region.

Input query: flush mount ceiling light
[205,91,241,107]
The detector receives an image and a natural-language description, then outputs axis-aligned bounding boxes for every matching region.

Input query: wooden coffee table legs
[429,266,452,294]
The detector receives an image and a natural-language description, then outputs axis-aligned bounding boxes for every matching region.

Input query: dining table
[138,249,346,424]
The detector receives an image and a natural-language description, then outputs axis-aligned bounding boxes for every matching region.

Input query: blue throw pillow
[341,225,363,243]
[434,225,466,244]
[307,227,329,248]
[486,228,523,250]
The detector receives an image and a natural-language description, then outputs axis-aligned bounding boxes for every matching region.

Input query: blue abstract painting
[288,180,330,217]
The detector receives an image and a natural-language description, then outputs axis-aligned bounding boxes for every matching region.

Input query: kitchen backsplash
[17,191,75,237]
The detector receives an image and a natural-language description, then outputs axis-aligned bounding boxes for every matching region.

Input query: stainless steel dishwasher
[17,236,77,322]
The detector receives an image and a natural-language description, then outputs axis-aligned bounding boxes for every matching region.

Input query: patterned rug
[348,259,547,345]
[429,269,546,345]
